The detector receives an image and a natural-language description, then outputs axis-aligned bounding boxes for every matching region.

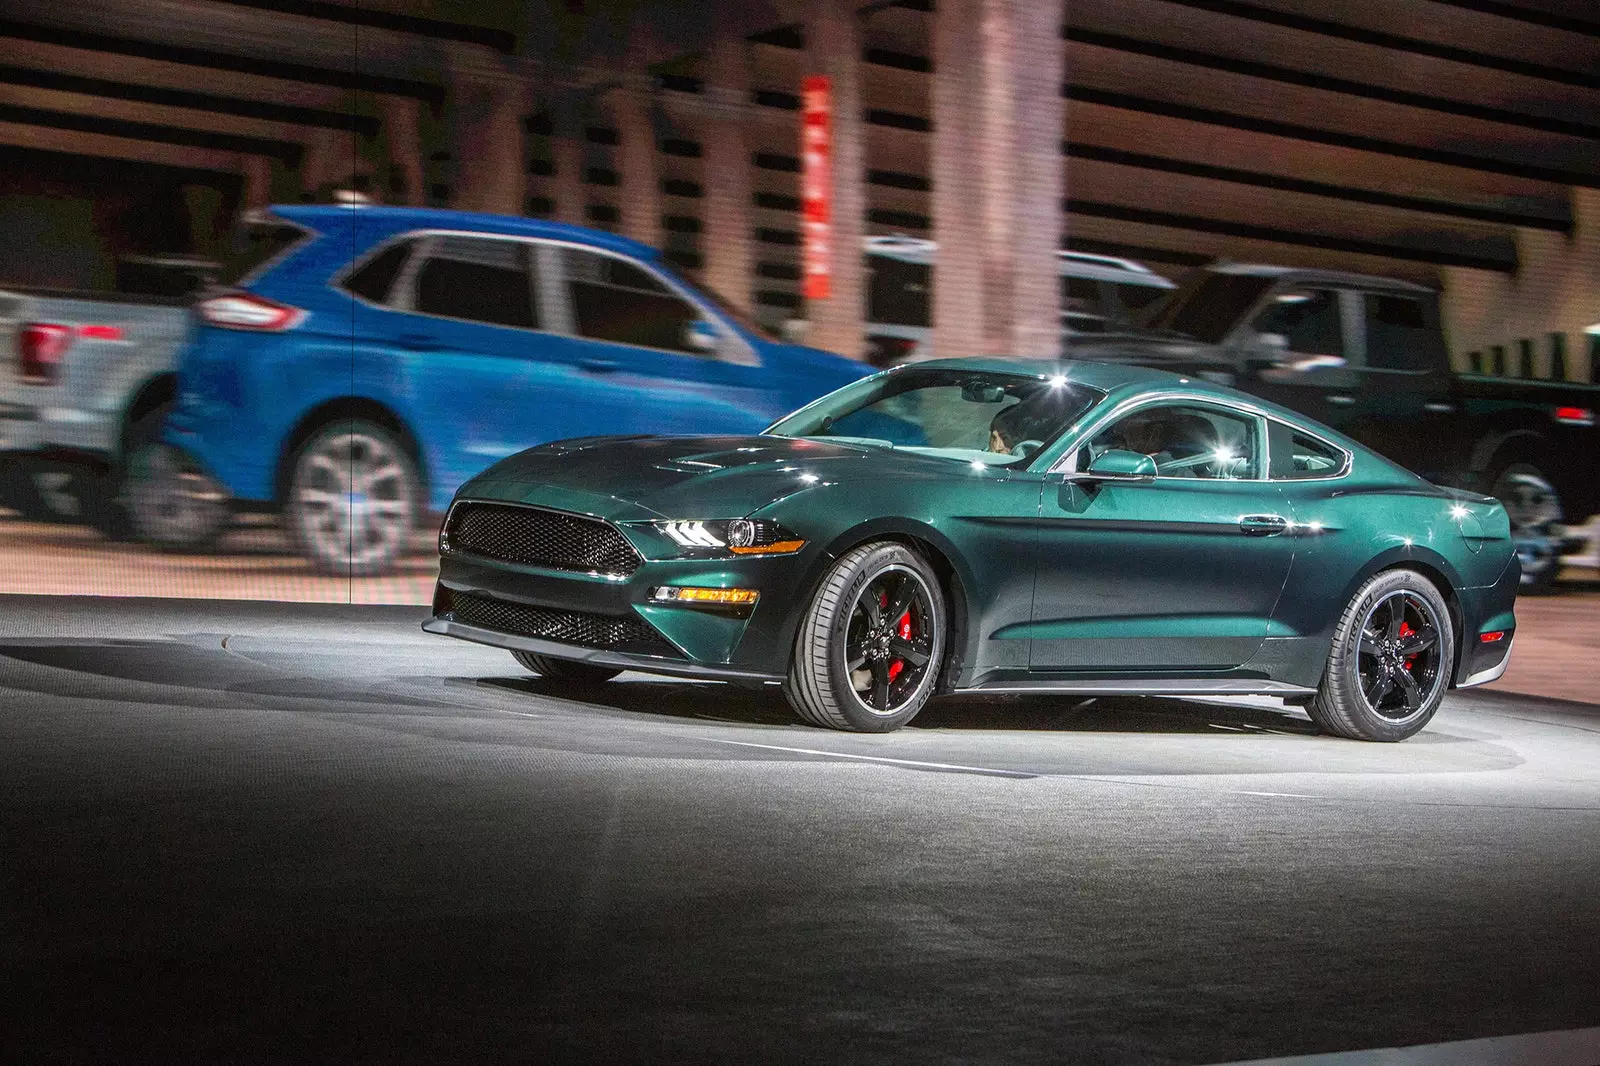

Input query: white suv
[859,236,1176,367]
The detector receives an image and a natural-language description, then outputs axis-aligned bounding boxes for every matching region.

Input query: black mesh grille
[443,502,642,575]
[438,588,679,657]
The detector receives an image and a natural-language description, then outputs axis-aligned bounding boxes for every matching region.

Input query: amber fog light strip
[729,540,806,555]
[650,586,760,606]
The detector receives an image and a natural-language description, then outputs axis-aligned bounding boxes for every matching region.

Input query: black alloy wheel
[844,565,938,715]
[1309,568,1455,742]
[1355,590,1444,721]
[785,541,947,732]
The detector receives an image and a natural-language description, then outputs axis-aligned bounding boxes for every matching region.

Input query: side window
[1267,420,1347,479]
[1083,404,1258,479]
[413,237,537,329]
[1364,294,1431,371]
[1063,277,1106,333]
[341,239,413,305]
[564,248,702,354]
[1251,288,1343,359]
[866,256,931,328]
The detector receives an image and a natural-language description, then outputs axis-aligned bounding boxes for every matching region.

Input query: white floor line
[1208,1025,1600,1066]
[703,738,1035,778]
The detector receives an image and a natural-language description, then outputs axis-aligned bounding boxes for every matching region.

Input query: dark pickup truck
[1077,262,1599,589]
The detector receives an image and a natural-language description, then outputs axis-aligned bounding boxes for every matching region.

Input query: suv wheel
[286,420,420,577]
[783,541,946,732]
[1308,569,1455,742]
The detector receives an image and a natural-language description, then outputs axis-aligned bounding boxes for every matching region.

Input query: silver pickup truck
[0,285,191,534]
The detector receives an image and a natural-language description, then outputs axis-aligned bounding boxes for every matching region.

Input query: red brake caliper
[1398,620,1416,671]
[887,610,912,682]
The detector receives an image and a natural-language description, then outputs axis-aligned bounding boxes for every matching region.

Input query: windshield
[767,367,1104,467]
[1137,270,1272,343]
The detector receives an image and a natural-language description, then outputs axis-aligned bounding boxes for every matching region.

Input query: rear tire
[286,420,420,577]
[1489,460,1562,594]
[510,650,621,685]
[783,541,946,732]
[1308,569,1454,742]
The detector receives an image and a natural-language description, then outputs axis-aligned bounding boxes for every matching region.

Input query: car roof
[863,235,1173,287]
[1207,261,1433,294]
[264,204,663,262]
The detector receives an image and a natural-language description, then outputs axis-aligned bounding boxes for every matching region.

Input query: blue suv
[138,205,867,575]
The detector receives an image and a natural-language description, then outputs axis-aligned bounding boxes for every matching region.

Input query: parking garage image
[2,1,1599,1062]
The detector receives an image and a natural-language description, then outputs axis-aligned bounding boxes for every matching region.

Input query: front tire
[286,420,420,577]
[1308,569,1455,742]
[783,541,946,732]
[510,650,621,685]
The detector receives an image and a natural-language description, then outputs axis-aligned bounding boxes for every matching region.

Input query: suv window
[1267,420,1346,479]
[1081,403,1258,479]
[564,248,702,354]
[1251,288,1343,359]
[342,239,414,305]
[413,237,537,329]
[1364,294,1431,371]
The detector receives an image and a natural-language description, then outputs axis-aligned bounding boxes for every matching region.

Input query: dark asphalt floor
[3,596,1599,1065]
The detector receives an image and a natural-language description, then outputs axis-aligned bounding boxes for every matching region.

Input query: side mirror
[1073,449,1157,482]
[686,319,719,352]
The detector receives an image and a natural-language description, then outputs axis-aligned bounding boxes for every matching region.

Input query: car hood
[461,434,962,520]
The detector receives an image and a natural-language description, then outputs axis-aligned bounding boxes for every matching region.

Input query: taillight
[18,323,73,384]
[1553,406,1594,426]
[197,292,304,331]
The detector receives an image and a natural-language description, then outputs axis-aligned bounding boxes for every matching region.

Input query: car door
[1344,291,1459,483]
[1233,285,1365,434]
[375,233,592,501]
[545,244,778,437]
[1029,399,1296,672]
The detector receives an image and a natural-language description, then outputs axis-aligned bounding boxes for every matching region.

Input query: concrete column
[612,82,662,247]
[382,96,426,207]
[701,33,755,311]
[549,96,587,225]
[932,0,1064,358]
[931,0,986,358]
[448,49,527,215]
[804,0,867,360]
[1004,0,1066,357]
[239,154,273,210]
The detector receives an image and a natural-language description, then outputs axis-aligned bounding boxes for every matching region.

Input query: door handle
[396,333,441,351]
[1239,514,1289,537]
[1424,401,1456,413]
[1326,394,1356,406]
[580,358,619,374]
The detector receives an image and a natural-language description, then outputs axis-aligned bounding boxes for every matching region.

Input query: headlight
[655,519,806,556]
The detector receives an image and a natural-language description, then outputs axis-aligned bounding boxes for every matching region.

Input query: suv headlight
[655,519,806,556]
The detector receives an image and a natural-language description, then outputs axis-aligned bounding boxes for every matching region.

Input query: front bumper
[424,497,816,679]
[421,615,782,681]
[1455,550,1519,687]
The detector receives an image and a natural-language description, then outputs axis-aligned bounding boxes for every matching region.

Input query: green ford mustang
[424,359,1518,740]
